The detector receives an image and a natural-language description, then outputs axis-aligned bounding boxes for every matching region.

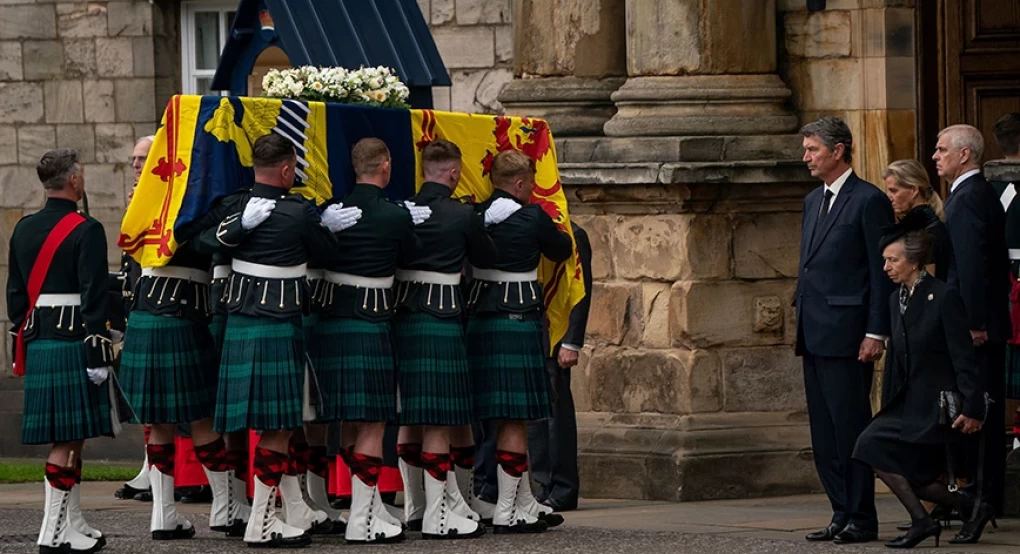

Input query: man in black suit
[796,117,894,544]
[935,124,1011,516]
[528,222,592,512]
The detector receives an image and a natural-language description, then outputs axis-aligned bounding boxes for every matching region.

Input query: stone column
[604,0,797,136]
[498,0,626,136]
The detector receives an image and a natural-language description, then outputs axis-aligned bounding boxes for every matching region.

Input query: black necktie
[814,189,834,239]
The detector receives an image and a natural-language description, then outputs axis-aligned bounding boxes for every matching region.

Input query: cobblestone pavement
[1,482,1017,553]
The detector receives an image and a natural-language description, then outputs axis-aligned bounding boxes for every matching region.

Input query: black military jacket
[7,198,113,367]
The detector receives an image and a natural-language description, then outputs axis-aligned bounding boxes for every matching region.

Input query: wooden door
[919,0,1020,195]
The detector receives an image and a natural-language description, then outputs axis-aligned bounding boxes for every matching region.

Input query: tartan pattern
[214,315,305,433]
[45,463,77,491]
[393,313,474,426]
[21,339,113,445]
[349,452,382,487]
[466,316,552,421]
[254,447,287,487]
[209,313,227,353]
[307,317,396,422]
[1007,344,1020,401]
[147,443,175,474]
[120,311,218,424]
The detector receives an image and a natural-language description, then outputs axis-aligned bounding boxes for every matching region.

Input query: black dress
[852,276,984,485]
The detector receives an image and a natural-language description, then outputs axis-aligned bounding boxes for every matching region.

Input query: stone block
[456,0,510,24]
[113,79,155,122]
[0,41,22,80]
[778,0,860,10]
[82,163,125,208]
[450,69,512,114]
[63,39,97,78]
[625,0,700,75]
[571,214,614,279]
[96,37,133,77]
[433,27,495,69]
[106,0,151,37]
[416,0,430,18]
[588,348,685,414]
[94,123,134,164]
[671,280,797,348]
[557,137,680,164]
[23,41,64,80]
[0,209,23,265]
[723,135,805,162]
[431,0,455,25]
[83,79,115,123]
[641,283,671,348]
[0,166,45,209]
[56,124,96,163]
[57,2,108,38]
[17,125,56,165]
[44,81,84,123]
[0,83,45,124]
[678,137,725,162]
[753,297,784,333]
[721,347,805,412]
[0,4,57,39]
[0,125,16,164]
[783,10,852,58]
[495,25,512,63]
[733,212,801,279]
[132,36,154,77]
[431,86,451,111]
[787,58,862,111]
[586,283,637,346]
[571,346,593,412]
[613,215,731,281]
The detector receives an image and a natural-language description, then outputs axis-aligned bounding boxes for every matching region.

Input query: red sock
[420,452,450,481]
[253,448,287,488]
[496,449,528,478]
[339,445,354,468]
[287,442,310,476]
[147,443,176,475]
[225,449,247,482]
[396,443,422,467]
[194,438,230,473]
[308,446,329,479]
[349,452,382,488]
[450,446,475,469]
[45,463,77,492]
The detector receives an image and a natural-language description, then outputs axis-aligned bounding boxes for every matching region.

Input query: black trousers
[803,353,877,529]
[527,360,579,507]
[964,342,1005,515]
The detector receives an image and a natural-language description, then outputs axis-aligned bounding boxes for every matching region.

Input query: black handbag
[938,390,965,426]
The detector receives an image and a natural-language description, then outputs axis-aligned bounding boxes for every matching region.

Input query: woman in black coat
[883,160,955,282]
[851,220,988,548]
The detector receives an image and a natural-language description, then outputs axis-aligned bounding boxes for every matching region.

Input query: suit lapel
[806,174,857,261]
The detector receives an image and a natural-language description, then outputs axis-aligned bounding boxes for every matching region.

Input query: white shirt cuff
[560,343,581,352]
[865,334,887,342]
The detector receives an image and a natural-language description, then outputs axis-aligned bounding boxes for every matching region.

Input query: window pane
[194,12,220,70]
[196,77,214,96]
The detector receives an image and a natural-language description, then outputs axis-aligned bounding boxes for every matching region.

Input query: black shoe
[178,486,212,504]
[805,522,843,541]
[949,502,996,544]
[307,518,335,535]
[546,498,578,512]
[247,532,312,548]
[833,523,877,544]
[493,519,548,534]
[538,512,565,528]
[114,484,149,500]
[152,524,197,541]
[422,523,487,540]
[886,520,941,549]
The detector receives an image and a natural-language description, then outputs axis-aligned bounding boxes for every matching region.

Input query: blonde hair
[882,159,944,220]
[351,138,390,176]
[490,149,535,188]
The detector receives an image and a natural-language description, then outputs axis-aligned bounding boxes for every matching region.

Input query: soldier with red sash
[8,149,115,553]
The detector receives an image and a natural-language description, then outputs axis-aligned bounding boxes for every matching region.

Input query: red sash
[13,212,86,376]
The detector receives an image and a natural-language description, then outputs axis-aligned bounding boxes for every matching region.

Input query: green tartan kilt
[394,313,474,426]
[466,315,551,421]
[120,311,218,425]
[308,317,395,422]
[209,312,227,353]
[214,314,304,433]
[22,339,113,445]
[1007,344,1020,400]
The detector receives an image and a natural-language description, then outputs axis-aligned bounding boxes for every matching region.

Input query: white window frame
[181,1,239,95]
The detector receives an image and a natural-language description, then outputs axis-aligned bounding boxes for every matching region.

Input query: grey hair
[896,229,934,267]
[938,124,985,164]
[136,135,156,146]
[800,117,853,163]
[36,148,80,191]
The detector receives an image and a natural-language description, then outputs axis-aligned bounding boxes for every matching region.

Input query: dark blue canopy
[211,0,450,107]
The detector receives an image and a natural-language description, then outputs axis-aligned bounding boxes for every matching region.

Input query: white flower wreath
[262,65,411,108]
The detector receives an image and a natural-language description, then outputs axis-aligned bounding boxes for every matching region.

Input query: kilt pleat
[209,313,227,353]
[308,317,395,422]
[120,311,218,425]
[214,315,304,433]
[394,313,474,426]
[22,339,113,445]
[466,316,551,421]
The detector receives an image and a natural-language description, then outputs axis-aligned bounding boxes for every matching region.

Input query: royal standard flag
[120,95,585,353]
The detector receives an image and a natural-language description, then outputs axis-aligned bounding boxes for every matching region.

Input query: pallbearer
[211,134,359,548]
[8,149,114,553]
[466,149,572,534]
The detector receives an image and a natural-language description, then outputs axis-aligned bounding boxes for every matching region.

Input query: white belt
[142,266,211,285]
[396,269,461,286]
[36,293,81,307]
[212,265,231,280]
[1009,249,1020,261]
[471,268,538,283]
[232,260,307,279]
[306,269,325,281]
[324,271,395,289]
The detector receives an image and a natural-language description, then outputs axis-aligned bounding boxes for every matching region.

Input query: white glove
[322,203,363,233]
[87,367,111,385]
[484,197,522,227]
[404,201,432,225]
[109,329,124,344]
[241,198,277,230]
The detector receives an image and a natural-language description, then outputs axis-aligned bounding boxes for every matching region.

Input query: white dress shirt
[950,168,981,194]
